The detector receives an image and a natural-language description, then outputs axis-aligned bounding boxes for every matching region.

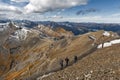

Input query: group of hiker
[59,55,78,70]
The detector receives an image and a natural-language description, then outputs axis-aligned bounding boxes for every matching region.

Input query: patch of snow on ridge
[97,42,112,48]
[14,24,19,28]
[103,31,110,37]
[110,39,120,44]
[98,39,120,48]
[11,27,30,40]
[37,73,54,80]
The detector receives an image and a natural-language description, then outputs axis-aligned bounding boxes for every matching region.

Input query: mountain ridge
[0,21,119,80]
[0,20,120,35]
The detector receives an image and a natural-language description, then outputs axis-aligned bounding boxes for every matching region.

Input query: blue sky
[0,0,120,23]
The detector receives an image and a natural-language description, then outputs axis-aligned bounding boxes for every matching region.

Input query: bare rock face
[0,23,15,45]
[0,46,10,75]
[0,22,19,75]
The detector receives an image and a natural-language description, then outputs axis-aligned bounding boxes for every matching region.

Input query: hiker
[74,56,78,63]
[10,60,14,69]
[59,59,64,70]
[65,57,69,67]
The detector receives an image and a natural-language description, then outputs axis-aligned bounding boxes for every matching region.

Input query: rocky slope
[0,22,73,78]
[38,44,120,80]
[0,22,119,80]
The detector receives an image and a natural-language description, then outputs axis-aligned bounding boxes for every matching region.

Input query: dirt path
[36,45,98,80]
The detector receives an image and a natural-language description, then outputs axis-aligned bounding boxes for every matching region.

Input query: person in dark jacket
[65,57,69,67]
[74,56,78,63]
[59,59,64,70]
[10,60,14,69]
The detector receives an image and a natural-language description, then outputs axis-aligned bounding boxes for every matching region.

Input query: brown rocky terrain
[38,42,120,80]
[0,22,120,80]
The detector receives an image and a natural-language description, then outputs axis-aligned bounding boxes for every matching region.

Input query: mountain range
[0,20,120,80]
[0,19,120,35]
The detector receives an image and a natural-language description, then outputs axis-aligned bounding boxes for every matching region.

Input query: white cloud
[0,0,119,23]
[2,12,45,20]
[49,15,63,19]
[0,2,22,13]
[11,0,29,3]
[24,0,88,13]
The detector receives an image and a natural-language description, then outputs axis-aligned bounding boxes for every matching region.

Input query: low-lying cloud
[24,0,88,13]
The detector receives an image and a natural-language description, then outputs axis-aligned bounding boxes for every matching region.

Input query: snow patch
[97,42,112,48]
[98,39,120,48]
[103,31,110,37]
[110,39,120,44]
[14,24,19,28]
[37,73,54,80]
[11,27,30,40]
